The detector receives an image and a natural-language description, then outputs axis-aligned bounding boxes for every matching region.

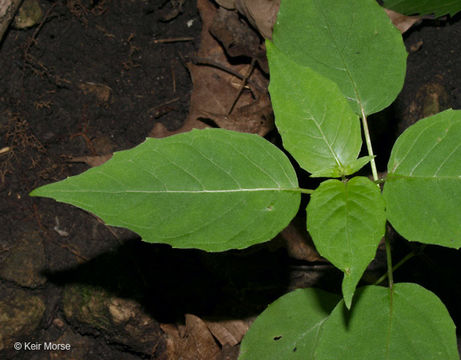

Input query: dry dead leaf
[68,154,112,167]
[159,0,185,22]
[409,40,423,53]
[160,323,182,358]
[160,314,220,360]
[78,81,112,103]
[401,77,449,133]
[91,135,117,153]
[210,7,267,72]
[67,135,116,167]
[216,0,280,39]
[280,222,323,263]
[233,0,279,39]
[384,8,422,33]
[271,214,324,263]
[184,0,273,136]
[205,318,253,347]
[215,0,235,9]
[151,0,273,138]
[149,119,207,138]
[218,1,419,37]
[185,314,220,360]
[198,95,273,136]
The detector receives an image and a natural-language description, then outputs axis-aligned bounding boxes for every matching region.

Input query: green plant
[382,0,461,17]
[30,0,461,358]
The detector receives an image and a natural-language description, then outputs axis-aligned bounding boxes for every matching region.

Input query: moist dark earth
[1,1,461,359]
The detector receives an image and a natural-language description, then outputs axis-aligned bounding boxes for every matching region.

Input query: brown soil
[1,1,461,358]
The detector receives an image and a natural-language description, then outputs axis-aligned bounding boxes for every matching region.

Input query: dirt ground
[0,1,461,359]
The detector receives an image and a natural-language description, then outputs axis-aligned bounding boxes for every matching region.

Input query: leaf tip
[29,185,46,198]
[342,272,356,310]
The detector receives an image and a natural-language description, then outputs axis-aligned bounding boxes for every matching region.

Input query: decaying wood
[0,0,23,42]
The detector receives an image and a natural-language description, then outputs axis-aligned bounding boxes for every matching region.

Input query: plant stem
[375,244,426,285]
[375,250,415,286]
[360,107,379,182]
[385,228,394,294]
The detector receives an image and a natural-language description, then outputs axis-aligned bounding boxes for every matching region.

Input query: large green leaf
[315,283,459,360]
[267,42,366,178]
[30,129,301,252]
[238,288,340,360]
[306,177,386,308]
[382,0,461,17]
[384,109,461,248]
[272,0,407,116]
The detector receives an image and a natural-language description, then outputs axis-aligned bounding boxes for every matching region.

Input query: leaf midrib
[315,0,363,113]
[388,174,461,180]
[38,188,301,194]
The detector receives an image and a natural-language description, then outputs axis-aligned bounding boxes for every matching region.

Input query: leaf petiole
[360,107,379,182]
[298,188,315,194]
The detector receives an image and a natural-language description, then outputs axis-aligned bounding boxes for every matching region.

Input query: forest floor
[1,1,461,359]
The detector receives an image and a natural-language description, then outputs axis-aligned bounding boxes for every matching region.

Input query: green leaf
[382,0,461,17]
[384,109,461,248]
[30,129,301,252]
[306,177,386,308]
[267,42,363,178]
[272,0,407,115]
[341,156,374,176]
[311,156,374,178]
[315,283,459,360]
[238,288,340,360]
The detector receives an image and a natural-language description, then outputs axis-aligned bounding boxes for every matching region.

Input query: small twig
[150,97,180,110]
[227,58,256,115]
[153,37,194,44]
[190,56,266,95]
[32,203,48,234]
[146,97,180,119]
[60,242,88,262]
[171,62,176,94]
[69,106,96,155]
[24,4,56,57]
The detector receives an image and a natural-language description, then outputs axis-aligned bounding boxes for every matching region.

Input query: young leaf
[30,129,301,252]
[267,42,363,178]
[384,109,461,248]
[272,0,407,116]
[382,0,461,17]
[315,283,459,360]
[238,288,340,360]
[306,177,386,308]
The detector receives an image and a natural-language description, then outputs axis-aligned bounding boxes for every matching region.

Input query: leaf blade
[306,177,386,307]
[267,42,363,177]
[30,129,301,252]
[272,0,407,115]
[315,284,459,360]
[384,109,461,248]
[238,288,340,360]
[382,0,461,17]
